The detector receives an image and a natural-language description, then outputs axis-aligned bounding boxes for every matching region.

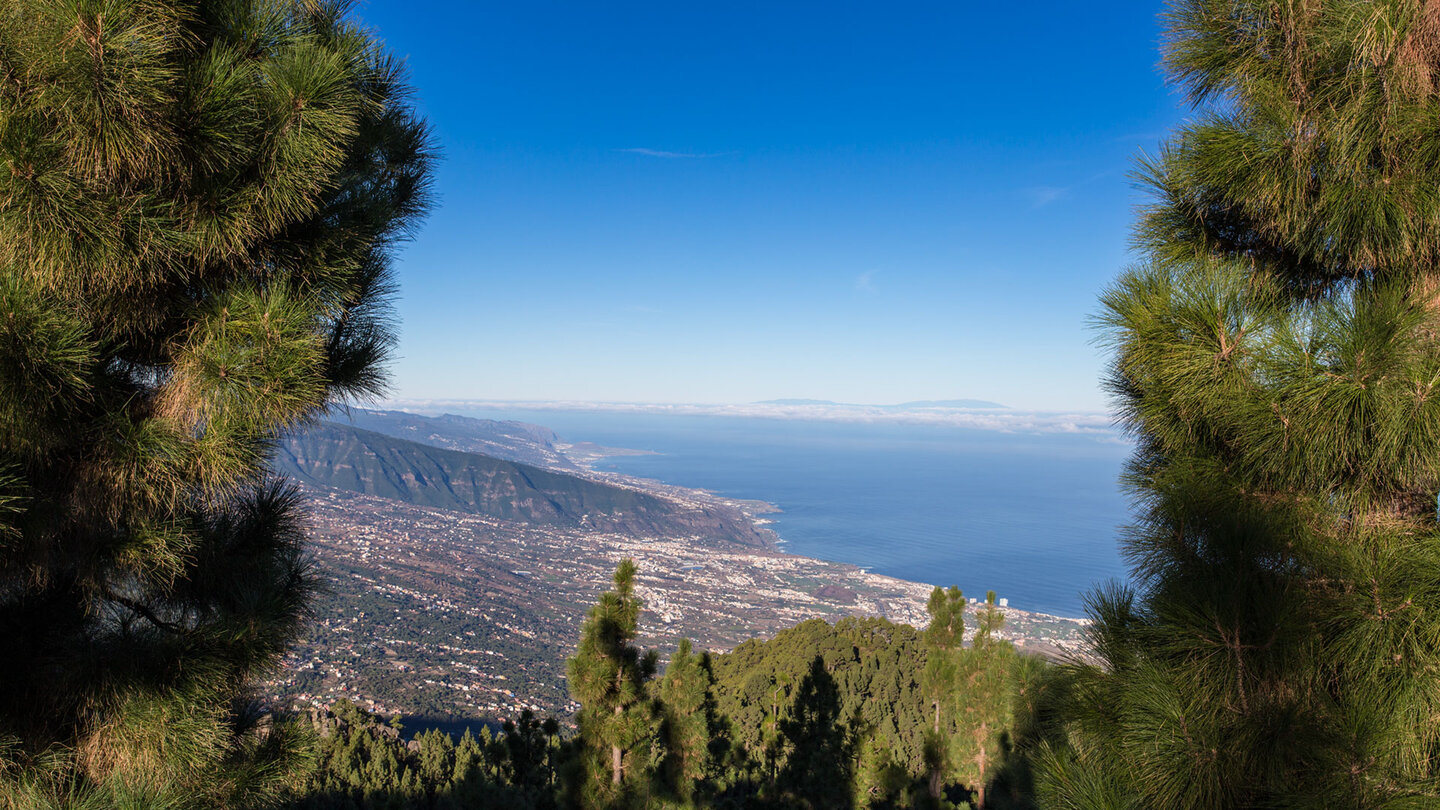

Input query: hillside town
[268,483,1090,726]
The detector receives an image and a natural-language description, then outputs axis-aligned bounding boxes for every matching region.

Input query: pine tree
[1040,1,1440,806]
[852,730,908,809]
[776,655,854,810]
[454,728,483,786]
[923,586,966,734]
[417,728,456,788]
[921,586,964,803]
[565,559,659,808]
[972,591,1003,651]
[657,638,713,803]
[957,592,1006,809]
[502,709,552,790]
[0,0,432,805]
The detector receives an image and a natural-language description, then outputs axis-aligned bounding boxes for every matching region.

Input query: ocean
[451,408,1133,618]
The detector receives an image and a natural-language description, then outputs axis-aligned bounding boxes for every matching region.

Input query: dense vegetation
[283,566,1046,810]
[0,0,432,806]
[1029,1,1440,806]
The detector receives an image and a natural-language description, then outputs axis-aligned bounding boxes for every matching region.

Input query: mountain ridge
[276,422,774,547]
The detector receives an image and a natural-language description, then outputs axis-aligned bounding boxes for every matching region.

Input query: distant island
[754,398,1009,409]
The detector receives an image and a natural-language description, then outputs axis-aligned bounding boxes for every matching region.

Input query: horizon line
[368,398,1123,439]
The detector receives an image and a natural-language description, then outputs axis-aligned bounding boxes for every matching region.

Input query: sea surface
[452,408,1133,618]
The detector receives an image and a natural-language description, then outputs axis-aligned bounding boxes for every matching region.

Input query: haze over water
[452,408,1132,618]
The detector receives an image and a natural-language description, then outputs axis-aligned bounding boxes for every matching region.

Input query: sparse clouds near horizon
[381,399,1122,439]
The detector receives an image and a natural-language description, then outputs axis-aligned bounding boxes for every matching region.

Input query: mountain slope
[277,422,773,547]
[335,409,573,469]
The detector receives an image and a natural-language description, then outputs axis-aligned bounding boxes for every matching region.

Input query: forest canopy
[287,572,1046,810]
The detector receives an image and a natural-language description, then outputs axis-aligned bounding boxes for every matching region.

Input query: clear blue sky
[354,1,1181,412]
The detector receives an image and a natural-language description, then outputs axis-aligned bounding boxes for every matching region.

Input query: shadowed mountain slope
[277,422,772,547]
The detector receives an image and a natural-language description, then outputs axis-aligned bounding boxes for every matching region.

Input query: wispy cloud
[1025,185,1069,208]
[618,147,724,159]
[1024,172,1112,208]
[854,270,877,294]
[383,398,1124,440]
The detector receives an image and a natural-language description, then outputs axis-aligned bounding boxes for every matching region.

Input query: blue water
[453,408,1133,618]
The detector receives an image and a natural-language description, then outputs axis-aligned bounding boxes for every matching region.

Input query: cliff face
[276,422,773,547]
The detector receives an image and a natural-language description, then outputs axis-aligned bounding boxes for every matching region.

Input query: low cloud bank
[381,399,1122,438]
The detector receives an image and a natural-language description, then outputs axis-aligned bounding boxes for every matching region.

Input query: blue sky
[354,2,1181,412]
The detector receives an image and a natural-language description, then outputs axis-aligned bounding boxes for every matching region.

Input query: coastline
[271,427,1096,722]
[389,403,1131,622]
[559,439,1092,658]
[552,437,788,551]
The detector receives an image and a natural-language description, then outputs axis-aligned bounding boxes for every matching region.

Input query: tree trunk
[933,699,939,735]
[612,703,623,785]
[975,720,989,809]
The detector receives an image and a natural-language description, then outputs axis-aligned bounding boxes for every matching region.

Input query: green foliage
[565,559,662,808]
[923,587,966,652]
[921,587,964,801]
[1037,1,1440,806]
[707,613,1035,809]
[284,699,560,810]
[0,0,432,806]
[951,594,1009,810]
[972,593,1003,651]
[656,640,714,804]
[775,655,857,810]
[284,569,1046,809]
